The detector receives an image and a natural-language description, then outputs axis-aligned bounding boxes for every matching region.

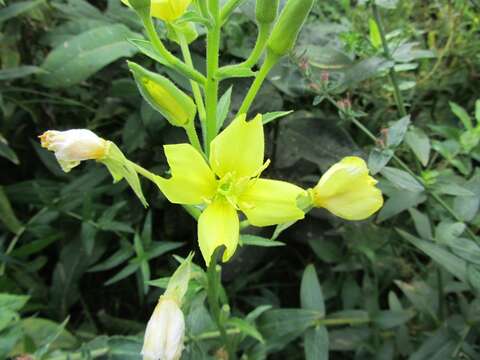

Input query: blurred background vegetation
[1,0,480,359]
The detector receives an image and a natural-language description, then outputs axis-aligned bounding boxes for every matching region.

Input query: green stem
[143,17,206,85]
[177,31,207,125]
[372,3,407,117]
[220,0,247,24]
[243,22,272,68]
[237,52,279,116]
[220,22,272,75]
[185,121,203,153]
[207,248,235,358]
[205,0,221,155]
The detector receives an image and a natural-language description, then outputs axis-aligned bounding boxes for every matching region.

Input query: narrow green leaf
[304,326,329,360]
[449,101,472,130]
[0,0,44,23]
[228,317,264,343]
[300,264,325,316]
[240,234,285,247]
[0,186,23,234]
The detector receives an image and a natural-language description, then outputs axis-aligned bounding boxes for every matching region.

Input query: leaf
[408,208,432,239]
[216,86,232,131]
[304,326,329,360]
[240,234,285,247]
[372,310,414,329]
[0,186,23,234]
[26,317,76,358]
[300,264,325,316]
[394,280,437,321]
[228,317,264,343]
[0,293,29,312]
[258,308,321,340]
[104,262,140,286]
[0,65,44,80]
[81,222,97,256]
[397,229,467,282]
[128,38,169,66]
[449,101,472,130]
[262,110,294,125]
[0,135,19,164]
[377,190,426,222]
[386,116,411,148]
[368,148,394,175]
[0,0,44,23]
[38,24,139,88]
[381,167,424,192]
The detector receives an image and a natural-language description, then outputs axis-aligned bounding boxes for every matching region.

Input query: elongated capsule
[128,61,197,127]
[266,0,315,57]
[256,0,280,25]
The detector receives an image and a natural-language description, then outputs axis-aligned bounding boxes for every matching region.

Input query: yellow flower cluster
[39,116,383,265]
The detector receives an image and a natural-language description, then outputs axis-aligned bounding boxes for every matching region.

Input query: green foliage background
[1,0,480,359]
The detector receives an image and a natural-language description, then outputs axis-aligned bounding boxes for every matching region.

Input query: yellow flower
[311,157,383,221]
[122,0,192,22]
[156,115,306,265]
[39,129,108,172]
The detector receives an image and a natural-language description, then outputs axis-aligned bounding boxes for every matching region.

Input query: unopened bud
[266,0,315,57]
[128,61,197,127]
[256,0,280,25]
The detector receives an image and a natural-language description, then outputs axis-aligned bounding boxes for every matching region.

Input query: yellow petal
[313,156,383,220]
[198,199,239,265]
[238,178,305,227]
[209,114,264,179]
[151,0,192,21]
[156,144,217,205]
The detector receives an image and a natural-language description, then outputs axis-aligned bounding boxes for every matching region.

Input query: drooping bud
[266,0,315,57]
[141,254,193,360]
[39,129,108,173]
[256,0,280,25]
[142,297,185,360]
[128,61,197,128]
[310,157,383,221]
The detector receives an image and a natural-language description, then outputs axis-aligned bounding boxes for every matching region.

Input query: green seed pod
[256,0,280,25]
[266,0,314,57]
[128,61,197,127]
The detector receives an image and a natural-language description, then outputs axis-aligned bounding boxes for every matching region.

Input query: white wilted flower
[39,129,108,172]
[142,296,185,360]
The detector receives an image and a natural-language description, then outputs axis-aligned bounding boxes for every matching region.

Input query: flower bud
[128,61,197,128]
[310,157,383,221]
[123,0,192,22]
[142,296,185,360]
[256,0,280,25]
[266,0,314,57]
[39,129,108,173]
